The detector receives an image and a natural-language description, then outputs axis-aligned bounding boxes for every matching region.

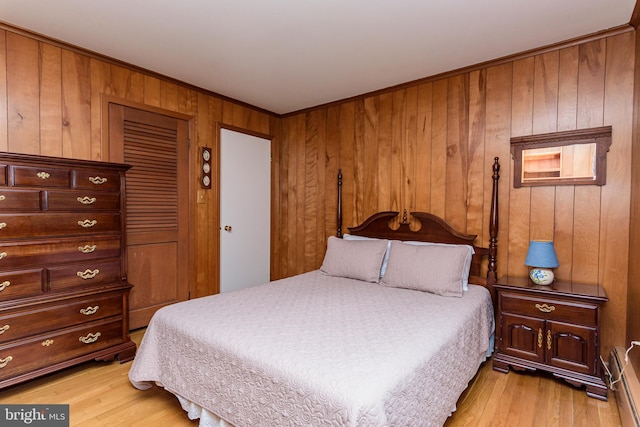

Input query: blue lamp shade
[525,241,559,285]
[525,241,559,268]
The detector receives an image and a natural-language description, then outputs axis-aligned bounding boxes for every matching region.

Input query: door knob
[224,225,232,232]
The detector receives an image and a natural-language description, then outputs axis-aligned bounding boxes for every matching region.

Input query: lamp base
[529,268,554,285]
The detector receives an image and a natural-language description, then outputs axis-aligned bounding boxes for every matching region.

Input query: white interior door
[220,128,271,293]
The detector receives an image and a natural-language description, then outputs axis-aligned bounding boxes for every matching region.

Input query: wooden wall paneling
[415,83,433,212]
[445,74,469,232]
[467,70,487,241]
[353,100,366,225]
[281,115,295,278]
[160,80,179,112]
[507,58,534,278]
[109,64,132,101]
[0,30,7,152]
[390,89,406,225]
[404,86,418,219]
[313,109,327,270]
[270,115,282,279]
[600,31,634,355]
[143,75,161,107]
[129,71,145,104]
[629,27,640,370]
[431,79,448,218]
[304,110,320,272]
[294,113,307,276]
[324,105,340,257]
[363,96,380,219]
[572,39,606,284]
[529,51,559,243]
[339,102,356,230]
[90,59,112,160]
[194,92,211,297]
[40,43,63,158]
[61,49,91,159]
[7,32,39,154]
[483,63,512,278]
[376,93,393,213]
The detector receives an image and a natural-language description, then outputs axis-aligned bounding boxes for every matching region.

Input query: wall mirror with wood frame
[510,126,612,188]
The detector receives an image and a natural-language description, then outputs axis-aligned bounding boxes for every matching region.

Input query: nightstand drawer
[500,292,598,326]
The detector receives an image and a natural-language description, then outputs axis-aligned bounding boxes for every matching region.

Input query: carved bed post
[337,169,343,237]
[488,157,500,287]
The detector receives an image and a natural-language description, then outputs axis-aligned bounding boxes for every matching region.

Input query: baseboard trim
[611,347,640,427]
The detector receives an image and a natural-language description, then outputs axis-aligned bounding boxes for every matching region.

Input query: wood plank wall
[273,31,635,356]
[0,27,273,300]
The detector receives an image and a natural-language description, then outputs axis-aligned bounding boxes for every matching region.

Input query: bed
[129,158,501,427]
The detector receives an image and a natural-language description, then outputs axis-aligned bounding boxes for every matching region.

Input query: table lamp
[525,240,559,285]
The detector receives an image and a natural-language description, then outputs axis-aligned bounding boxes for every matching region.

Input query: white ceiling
[0,0,636,115]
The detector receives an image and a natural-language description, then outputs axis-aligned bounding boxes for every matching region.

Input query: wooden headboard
[336,157,500,294]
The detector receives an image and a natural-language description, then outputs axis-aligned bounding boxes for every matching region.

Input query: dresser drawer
[0,237,120,269]
[0,213,121,239]
[0,190,41,211]
[48,258,122,291]
[12,165,70,188]
[46,191,121,211]
[0,269,43,301]
[74,169,121,192]
[0,292,124,343]
[500,292,598,326]
[0,319,124,381]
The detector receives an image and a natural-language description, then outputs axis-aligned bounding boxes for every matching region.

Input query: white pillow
[343,234,393,278]
[320,236,389,283]
[402,241,474,291]
[382,241,470,297]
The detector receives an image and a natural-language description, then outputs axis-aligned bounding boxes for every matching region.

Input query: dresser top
[495,275,608,302]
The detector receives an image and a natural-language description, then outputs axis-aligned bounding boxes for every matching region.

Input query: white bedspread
[129,270,494,427]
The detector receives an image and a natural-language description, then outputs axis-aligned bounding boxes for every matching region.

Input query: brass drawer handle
[0,223,6,230]
[89,176,107,185]
[77,219,97,228]
[42,339,54,347]
[0,356,13,368]
[535,303,555,313]
[538,328,543,348]
[80,306,99,315]
[77,269,99,280]
[547,330,552,350]
[0,195,5,201]
[78,244,97,253]
[0,252,7,260]
[77,196,97,205]
[0,325,10,335]
[37,171,50,179]
[0,281,10,292]
[79,332,101,344]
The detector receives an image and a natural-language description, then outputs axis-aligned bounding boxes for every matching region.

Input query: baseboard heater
[611,347,640,427]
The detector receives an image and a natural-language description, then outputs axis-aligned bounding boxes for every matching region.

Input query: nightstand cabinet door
[547,320,596,375]
[501,313,545,363]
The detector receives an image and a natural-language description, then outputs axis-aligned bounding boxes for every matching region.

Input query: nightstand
[492,276,608,400]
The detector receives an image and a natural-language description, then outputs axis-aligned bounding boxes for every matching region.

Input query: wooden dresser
[0,152,136,389]
[492,276,608,400]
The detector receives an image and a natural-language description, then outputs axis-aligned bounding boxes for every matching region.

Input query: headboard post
[488,157,500,286]
[337,169,343,238]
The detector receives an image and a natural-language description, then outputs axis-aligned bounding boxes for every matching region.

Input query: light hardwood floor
[0,329,622,426]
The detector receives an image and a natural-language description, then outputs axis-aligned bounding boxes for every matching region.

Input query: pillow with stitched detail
[320,236,389,283]
[343,234,393,278]
[382,240,469,297]
[402,241,474,291]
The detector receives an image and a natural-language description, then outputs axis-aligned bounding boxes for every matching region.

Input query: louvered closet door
[109,105,189,329]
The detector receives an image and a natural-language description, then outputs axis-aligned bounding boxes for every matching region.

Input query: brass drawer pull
[78,245,97,253]
[37,171,50,179]
[547,330,552,350]
[79,332,101,344]
[77,196,97,205]
[89,176,107,185]
[42,339,54,347]
[0,195,5,201]
[0,325,10,335]
[0,223,6,230]
[77,219,97,228]
[0,252,7,260]
[538,328,543,348]
[535,303,555,313]
[80,306,99,315]
[0,281,10,292]
[0,356,13,368]
[77,269,99,280]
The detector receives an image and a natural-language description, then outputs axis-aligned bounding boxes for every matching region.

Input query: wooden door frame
[215,123,273,293]
[101,94,196,301]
